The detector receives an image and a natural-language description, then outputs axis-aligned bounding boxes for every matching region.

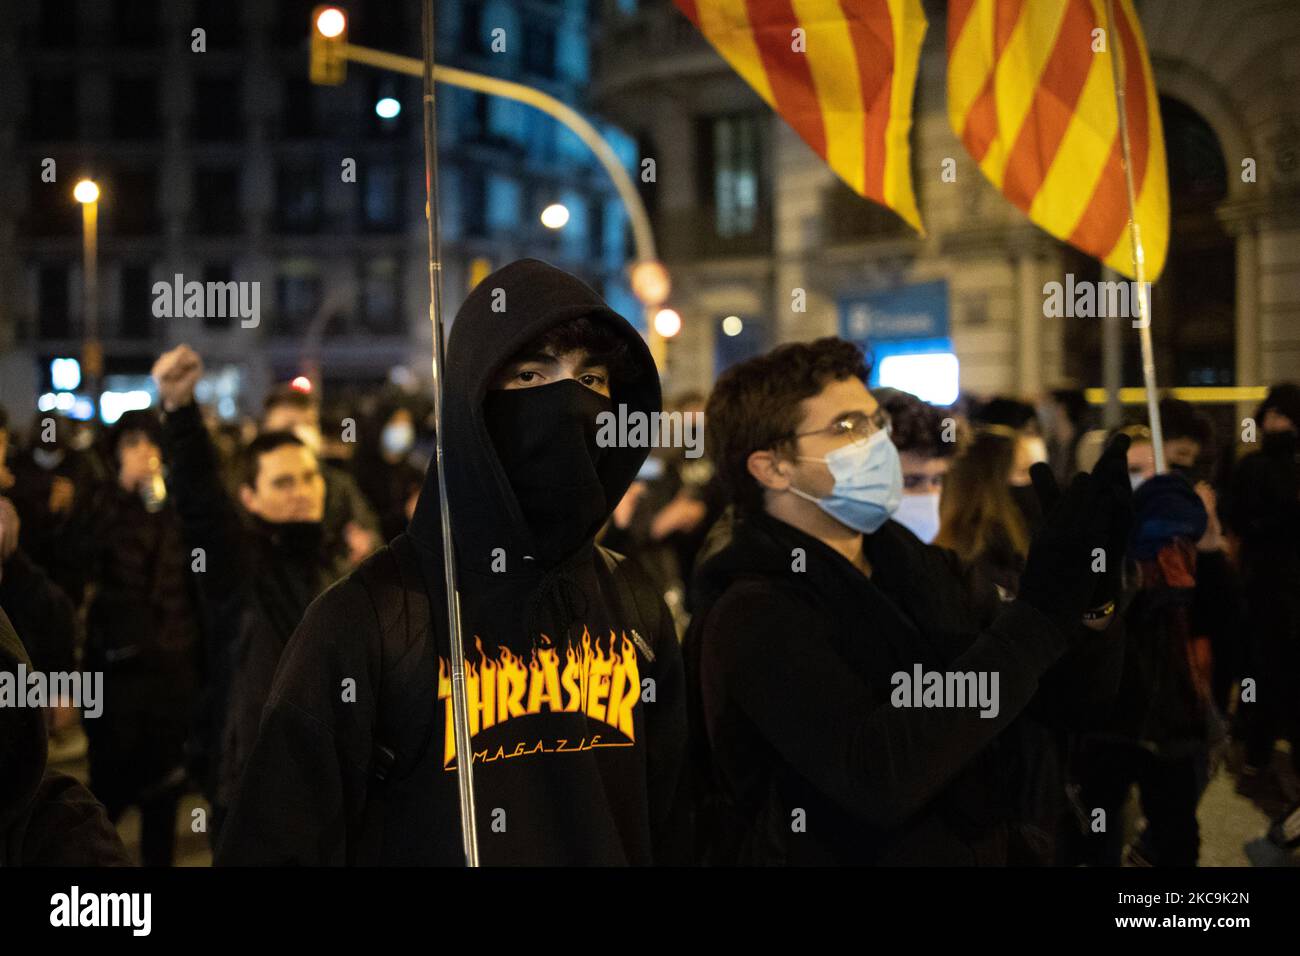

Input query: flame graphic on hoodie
[436,629,641,768]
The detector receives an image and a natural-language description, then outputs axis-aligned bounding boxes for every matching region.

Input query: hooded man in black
[0,607,129,866]
[216,259,688,865]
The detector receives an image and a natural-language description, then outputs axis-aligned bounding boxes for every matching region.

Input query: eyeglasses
[792,407,892,445]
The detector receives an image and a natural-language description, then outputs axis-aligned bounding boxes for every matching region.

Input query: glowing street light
[73,179,100,204]
[630,259,670,307]
[653,308,682,338]
[722,315,743,337]
[375,97,400,119]
[540,203,570,229]
[315,6,346,38]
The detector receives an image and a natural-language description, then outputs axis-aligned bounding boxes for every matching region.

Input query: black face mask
[483,380,613,565]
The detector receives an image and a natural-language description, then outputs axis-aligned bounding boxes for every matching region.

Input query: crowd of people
[0,258,1297,867]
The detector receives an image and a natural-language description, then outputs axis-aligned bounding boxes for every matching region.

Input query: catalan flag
[674,0,929,233]
[947,0,1169,280]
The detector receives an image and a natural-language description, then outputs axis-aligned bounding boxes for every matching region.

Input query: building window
[703,114,761,238]
[486,174,522,233]
[193,76,242,141]
[194,167,241,235]
[524,25,557,79]
[195,0,242,47]
[111,77,161,139]
[275,266,322,336]
[362,163,403,232]
[201,264,234,330]
[39,264,72,339]
[360,258,402,334]
[276,163,322,234]
[282,79,317,138]
[119,265,153,339]
[37,0,77,48]
[462,169,487,239]
[113,0,159,47]
[27,75,78,141]
[107,167,160,236]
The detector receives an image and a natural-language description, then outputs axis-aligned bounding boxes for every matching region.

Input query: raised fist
[151,344,204,412]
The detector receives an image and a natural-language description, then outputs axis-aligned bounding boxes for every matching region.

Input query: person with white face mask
[684,337,1135,865]
[879,390,954,545]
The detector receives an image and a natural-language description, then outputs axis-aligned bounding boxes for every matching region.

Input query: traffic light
[310,6,348,85]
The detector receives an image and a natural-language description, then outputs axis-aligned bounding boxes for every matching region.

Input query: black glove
[1017,434,1131,630]
[1085,434,1135,606]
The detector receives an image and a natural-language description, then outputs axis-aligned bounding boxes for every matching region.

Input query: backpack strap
[596,546,664,662]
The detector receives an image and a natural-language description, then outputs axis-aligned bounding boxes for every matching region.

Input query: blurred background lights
[876,352,961,406]
[375,97,400,119]
[540,203,570,229]
[51,357,82,391]
[315,7,346,38]
[721,315,743,337]
[653,308,682,338]
[291,376,313,393]
[73,179,99,203]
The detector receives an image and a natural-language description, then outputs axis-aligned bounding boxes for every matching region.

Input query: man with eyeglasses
[684,338,1133,865]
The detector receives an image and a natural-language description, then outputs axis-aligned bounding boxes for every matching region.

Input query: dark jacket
[0,546,79,676]
[685,509,1124,865]
[0,607,129,866]
[160,402,349,814]
[216,259,689,866]
[78,482,202,803]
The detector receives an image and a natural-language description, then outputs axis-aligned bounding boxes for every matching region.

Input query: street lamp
[74,179,101,407]
[540,203,569,229]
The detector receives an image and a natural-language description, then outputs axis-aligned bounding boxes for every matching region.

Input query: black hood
[409,258,661,573]
[0,606,45,831]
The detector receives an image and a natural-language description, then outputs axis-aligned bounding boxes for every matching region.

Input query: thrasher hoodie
[216,259,689,865]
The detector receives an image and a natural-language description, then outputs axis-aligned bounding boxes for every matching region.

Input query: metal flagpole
[1104,0,1166,474]
[421,0,480,866]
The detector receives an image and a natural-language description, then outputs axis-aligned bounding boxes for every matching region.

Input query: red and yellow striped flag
[674,0,929,233]
[947,0,1169,279]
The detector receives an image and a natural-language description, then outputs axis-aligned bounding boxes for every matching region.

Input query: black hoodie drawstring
[523,563,590,652]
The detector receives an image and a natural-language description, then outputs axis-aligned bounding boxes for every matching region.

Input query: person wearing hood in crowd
[685,338,1132,865]
[879,389,953,546]
[1071,474,1221,866]
[0,607,129,866]
[151,345,351,843]
[74,409,202,867]
[261,384,382,566]
[349,400,425,544]
[215,259,688,866]
[1219,383,1300,810]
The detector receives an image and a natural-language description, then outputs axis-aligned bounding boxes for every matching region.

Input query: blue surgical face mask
[787,429,903,534]
[893,491,941,544]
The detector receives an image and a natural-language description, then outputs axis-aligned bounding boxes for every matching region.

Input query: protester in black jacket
[0,607,129,866]
[1220,388,1300,792]
[216,259,688,866]
[0,496,78,678]
[77,410,201,867]
[686,338,1131,865]
[152,346,349,840]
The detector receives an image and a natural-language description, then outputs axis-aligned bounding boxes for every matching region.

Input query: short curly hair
[879,390,953,459]
[706,338,869,514]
